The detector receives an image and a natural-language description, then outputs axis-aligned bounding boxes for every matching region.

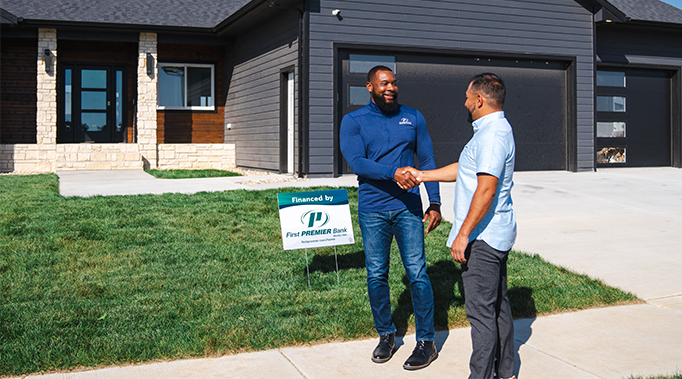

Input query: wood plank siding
[1,38,37,143]
[223,11,299,171]
[309,0,597,174]
[57,40,137,143]
[157,44,225,143]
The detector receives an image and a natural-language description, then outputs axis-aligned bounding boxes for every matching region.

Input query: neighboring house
[1,0,681,175]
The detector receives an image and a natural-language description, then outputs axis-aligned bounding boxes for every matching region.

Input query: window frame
[157,63,215,111]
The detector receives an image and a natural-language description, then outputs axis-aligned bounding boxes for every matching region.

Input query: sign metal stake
[304,248,311,288]
[334,246,340,285]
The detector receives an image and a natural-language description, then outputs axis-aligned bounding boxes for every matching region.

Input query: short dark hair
[469,73,506,108]
[367,65,393,82]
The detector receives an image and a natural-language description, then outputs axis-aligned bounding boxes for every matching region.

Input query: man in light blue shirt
[404,73,516,379]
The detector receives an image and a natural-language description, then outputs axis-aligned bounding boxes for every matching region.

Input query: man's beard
[372,91,399,113]
[467,110,474,124]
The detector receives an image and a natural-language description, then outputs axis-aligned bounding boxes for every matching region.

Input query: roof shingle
[608,0,682,24]
[1,0,254,29]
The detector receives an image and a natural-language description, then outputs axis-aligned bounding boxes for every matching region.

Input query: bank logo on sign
[302,210,330,228]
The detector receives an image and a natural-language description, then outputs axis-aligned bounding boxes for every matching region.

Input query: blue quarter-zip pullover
[340,102,440,212]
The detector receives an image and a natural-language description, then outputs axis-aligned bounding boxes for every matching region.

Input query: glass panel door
[80,69,108,141]
[59,65,126,143]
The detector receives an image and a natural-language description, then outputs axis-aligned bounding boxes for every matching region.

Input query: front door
[60,65,126,143]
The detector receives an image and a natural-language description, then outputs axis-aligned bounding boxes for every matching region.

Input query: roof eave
[615,18,682,30]
[589,0,629,22]
[13,18,218,34]
[1,8,19,24]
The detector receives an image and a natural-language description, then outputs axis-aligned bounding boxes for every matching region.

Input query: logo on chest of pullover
[399,118,412,125]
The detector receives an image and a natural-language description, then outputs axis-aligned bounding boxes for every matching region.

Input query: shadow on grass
[392,260,463,352]
[394,260,464,333]
[307,250,365,273]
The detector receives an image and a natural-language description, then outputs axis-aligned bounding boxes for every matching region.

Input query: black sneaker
[371,333,395,363]
[403,340,437,370]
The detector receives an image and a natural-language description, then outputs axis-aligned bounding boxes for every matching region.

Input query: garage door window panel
[597,96,626,112]
[597,71,626,87]
[349,86,369,106]
[597,122,626,138]
[349,54,395,74]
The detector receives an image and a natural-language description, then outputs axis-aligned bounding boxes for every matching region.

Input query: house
[1,0,681,175]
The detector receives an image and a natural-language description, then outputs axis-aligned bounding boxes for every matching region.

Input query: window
[597,96,626,112]
[349,54,396,74]
[597,122,626,138]
[349,86,370,105]
[158,63,214,110]
[597,71,626,87]
[596,147,626,164]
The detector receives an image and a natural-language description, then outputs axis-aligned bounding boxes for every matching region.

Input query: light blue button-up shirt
[447,111,517,252]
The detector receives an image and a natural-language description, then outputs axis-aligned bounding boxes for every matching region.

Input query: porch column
[137,32,158,169]
[35,28,57,171]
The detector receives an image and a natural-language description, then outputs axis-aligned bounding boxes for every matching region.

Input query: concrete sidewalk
[16,168,682,379]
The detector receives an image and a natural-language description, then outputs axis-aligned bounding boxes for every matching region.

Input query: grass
[145,169,241,179]
[0,174,639,376]
[628,374,682,379]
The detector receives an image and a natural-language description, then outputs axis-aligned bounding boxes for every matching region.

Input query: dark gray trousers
[462,240,515,379]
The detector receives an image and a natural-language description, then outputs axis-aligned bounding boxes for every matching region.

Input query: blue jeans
[358,207,435,341]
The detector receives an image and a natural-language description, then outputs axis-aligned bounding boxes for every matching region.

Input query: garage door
[339,51,569,174]
[595,68,671,167]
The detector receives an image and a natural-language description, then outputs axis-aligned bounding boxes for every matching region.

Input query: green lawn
[0,174,639,376]
[628,374,682,379]
[145,169,241,179]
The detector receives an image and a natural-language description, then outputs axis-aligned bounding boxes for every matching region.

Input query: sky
[660,0,682,10]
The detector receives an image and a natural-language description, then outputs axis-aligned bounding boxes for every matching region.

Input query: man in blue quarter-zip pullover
[340,65,442,371]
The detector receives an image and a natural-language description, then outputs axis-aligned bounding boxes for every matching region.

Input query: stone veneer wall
[0,143,236,172]
[0,144,54,173]
[137,33,158,169]
[157,144,236,170]
[55,144,144,170]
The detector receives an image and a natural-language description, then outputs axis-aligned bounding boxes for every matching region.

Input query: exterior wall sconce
[146,52,154,75]
[43,49,52,73]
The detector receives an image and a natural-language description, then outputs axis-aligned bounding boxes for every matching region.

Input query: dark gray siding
[224,12,299,171]
[597,24,682,67]
[309,0,596,174]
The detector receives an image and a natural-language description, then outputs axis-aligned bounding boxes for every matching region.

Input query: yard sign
[277,189,355,250]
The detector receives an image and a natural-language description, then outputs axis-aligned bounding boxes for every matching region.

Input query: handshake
[395,166,423,190]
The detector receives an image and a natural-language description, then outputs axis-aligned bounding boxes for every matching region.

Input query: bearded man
[339,65,442,370]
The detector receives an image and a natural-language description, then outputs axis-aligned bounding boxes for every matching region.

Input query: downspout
[592,9,598,172]
[268,0,307,178]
